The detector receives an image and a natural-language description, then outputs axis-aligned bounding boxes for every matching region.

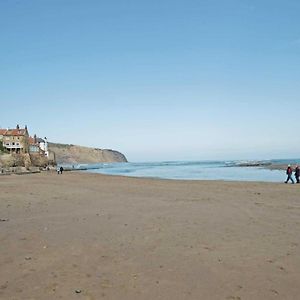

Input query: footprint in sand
[270,289,279,295]
[203,246,214,251]
[278,266,286,272]
[0,282,8,290]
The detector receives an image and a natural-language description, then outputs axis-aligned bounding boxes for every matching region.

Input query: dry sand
[0,172,300,300]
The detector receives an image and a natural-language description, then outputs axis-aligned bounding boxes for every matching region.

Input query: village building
[0,125,50,157]
[0,129,6,140]
[0,124,54,166]
[0,125,55,168]
[38,137,49,157]
[0,129,6,144]
[29,135,49,157]
[0,125,29,154]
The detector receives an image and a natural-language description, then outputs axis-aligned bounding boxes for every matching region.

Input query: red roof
[28,136,35,145]
[0,128,27,136]
[29,136,42,145]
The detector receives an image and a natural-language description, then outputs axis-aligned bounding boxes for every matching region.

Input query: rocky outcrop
[0,153,31,169]
[48,143,128,165]
[30,154,49,168]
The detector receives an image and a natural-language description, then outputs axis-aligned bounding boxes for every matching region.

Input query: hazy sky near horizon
[1,0,299,161]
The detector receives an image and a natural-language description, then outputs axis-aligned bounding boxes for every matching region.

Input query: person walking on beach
[285,165,294,184]
[60,166,64,174]
[295,165,300,183]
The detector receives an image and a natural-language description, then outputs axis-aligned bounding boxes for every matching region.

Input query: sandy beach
[0,172,299,300]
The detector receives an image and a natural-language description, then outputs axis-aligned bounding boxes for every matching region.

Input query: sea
[63,159,300,183]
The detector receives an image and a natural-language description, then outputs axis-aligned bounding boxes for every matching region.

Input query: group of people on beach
[285,165,299,184]
[57,166,64,174]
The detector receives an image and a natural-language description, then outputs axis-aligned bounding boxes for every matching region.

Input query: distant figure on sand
[285,165,294,184]
[295,165,300,183]
[60,166,64,174]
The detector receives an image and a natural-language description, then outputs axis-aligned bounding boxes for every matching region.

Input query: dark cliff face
[48,143,128,164]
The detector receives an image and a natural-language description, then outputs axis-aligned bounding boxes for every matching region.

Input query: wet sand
[0,172,300,299]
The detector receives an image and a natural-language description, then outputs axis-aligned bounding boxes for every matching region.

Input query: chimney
[34,134,37,144]
[16,124,20,130]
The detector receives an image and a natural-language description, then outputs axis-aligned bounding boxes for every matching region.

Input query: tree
[0,141,4,153]
[0,140,7,154]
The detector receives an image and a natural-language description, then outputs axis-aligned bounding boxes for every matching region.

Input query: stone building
[0,125,29,154]
[29,134,48,157]
[0,129,5,140]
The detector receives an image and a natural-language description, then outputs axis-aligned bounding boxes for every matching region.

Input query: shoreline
[0,166,291,184]
[59,160,297,183]
[80,169,288,184]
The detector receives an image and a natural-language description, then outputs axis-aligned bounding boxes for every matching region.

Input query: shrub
[0,141,4,153]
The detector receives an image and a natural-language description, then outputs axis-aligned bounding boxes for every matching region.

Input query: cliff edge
[48,143,128,164]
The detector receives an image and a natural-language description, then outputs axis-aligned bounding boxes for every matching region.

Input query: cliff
[48,143,128,165]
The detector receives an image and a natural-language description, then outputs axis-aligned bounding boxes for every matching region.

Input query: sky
[0,0,299,161]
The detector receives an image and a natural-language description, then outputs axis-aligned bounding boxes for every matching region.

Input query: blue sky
[0,0,299,161]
